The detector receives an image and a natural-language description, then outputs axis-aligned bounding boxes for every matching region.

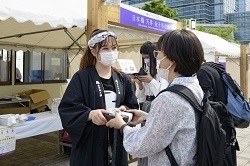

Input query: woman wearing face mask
[106,29,204,166]
[133,41,168,112]
[58,29,139,166]
[132,41,169,166]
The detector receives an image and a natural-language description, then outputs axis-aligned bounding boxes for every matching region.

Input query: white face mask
[99,51,118,66]
[156,57,166,69]
[144,58,150,66]
[158,65,172,81]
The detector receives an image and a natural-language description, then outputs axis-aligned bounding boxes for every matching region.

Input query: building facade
[228,11,250,44]
[125,0,249,22]
[237,0,250,12]
[122,0,150,7]
[124,0,250,43]
[165,0,238,24]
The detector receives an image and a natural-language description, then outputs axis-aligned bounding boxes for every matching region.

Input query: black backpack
[158,85,239,166]
[206,63,250,128]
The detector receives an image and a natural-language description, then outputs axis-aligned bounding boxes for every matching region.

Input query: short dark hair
[157,29,204,76]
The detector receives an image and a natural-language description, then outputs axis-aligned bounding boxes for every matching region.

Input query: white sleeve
[158,77,169,91]
[148,78,161,96]
[136,86,146,103]
[148,77,169,97]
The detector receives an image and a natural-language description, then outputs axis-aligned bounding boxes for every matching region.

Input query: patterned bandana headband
[88,31,117,49]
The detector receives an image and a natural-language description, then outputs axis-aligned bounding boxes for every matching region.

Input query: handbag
[61,130,71,143]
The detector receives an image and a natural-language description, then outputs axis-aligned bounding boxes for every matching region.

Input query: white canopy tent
[0,0,88,54]
[192,30,240,60]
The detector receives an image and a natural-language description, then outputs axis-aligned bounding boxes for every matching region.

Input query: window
[0,49,11,85]
[44,52,68,82]
[15,50,68,84]
[16,51,24,83]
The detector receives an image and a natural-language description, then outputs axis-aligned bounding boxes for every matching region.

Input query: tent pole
[240,44,248,99]
[68,50,81,66]
[0,27,68,40]
[64,29,84,52]
[67,31,86,49]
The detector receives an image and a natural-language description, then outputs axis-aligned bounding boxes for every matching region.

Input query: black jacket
[197,62,228,104]
[59,66,139,166]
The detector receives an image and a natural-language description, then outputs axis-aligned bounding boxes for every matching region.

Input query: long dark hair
[140,41,157,78]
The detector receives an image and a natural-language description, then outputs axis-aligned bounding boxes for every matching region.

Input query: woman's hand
[106,112,126,129]
[118,105,127,112]
[137,74,153,83]
[89,109,109,125]
[126,109,148,126]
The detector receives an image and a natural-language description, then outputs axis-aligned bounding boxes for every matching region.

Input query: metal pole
[0,27,67,40]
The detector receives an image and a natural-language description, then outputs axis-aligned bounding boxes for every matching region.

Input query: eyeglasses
[153,50,161,58]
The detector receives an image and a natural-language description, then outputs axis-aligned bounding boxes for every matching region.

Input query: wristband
[119,124,128,134]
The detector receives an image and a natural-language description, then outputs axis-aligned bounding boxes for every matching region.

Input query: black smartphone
[138,68,147,75]
[131,68,147,77]
[104,113,115,121]
[104,113,129,123]
[131,73,140,77]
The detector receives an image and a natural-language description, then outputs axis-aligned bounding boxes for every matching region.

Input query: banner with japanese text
[120,3,177,34]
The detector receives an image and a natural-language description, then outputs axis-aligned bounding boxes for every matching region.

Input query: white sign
[117,59,137,74]
[0,126,16,156]
[51,58,61,66]
[104,90,117,109]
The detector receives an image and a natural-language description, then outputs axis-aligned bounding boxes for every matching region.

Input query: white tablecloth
[15,112,63,139]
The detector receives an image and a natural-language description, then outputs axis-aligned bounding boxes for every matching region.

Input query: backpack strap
[165,146,178,166]
[158,85,203,113]
[158,85,202,165]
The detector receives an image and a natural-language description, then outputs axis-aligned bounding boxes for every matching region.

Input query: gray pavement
[236,127,250,166]
[1,126,250,166]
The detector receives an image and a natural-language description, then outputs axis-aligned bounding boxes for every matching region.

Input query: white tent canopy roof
[192,30,240,58]
[0,0,87,28]
[0,0,87,53]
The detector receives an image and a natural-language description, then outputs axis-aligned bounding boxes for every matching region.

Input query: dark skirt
[137,100,152,166]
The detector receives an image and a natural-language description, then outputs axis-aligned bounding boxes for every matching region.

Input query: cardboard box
[17,89,50,110]
[36,105,47,112]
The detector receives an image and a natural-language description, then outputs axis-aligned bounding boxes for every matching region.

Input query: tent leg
[64,29,85,52]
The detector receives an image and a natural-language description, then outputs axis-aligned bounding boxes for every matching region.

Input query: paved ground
[1,126,250,166]
[236,127,250,166]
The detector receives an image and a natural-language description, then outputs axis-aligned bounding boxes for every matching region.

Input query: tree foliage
[141,0,178,20]
[196,25,238,42]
